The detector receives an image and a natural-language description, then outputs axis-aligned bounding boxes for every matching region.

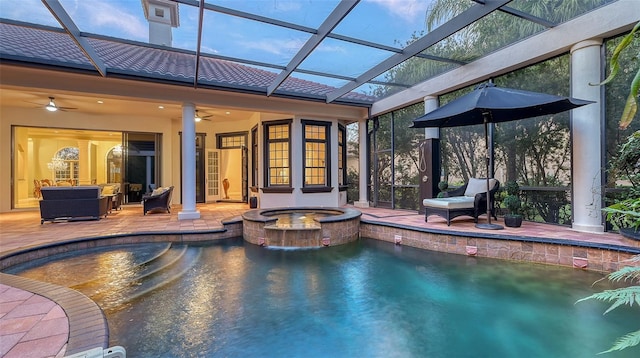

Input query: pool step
[70,244,185,295]
[75,245,202,310]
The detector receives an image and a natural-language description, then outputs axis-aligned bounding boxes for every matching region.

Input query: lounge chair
[142,186,173,215]
[423,178,499,225]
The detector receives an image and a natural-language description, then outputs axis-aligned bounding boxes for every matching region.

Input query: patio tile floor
[0,202,637,357]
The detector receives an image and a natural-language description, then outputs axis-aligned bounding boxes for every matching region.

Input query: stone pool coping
[0,273,108,356]
[241,206,362,224]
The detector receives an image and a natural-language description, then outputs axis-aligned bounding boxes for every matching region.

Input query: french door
[206,150,220,202]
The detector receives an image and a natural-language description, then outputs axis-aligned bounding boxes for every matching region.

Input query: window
[262,120,293,193]
[106,145,122,184]
[338,124,347,190]
[51,147,79,183]
[251,126,258,189]
[217,132,247,149]
[302,120,332,193]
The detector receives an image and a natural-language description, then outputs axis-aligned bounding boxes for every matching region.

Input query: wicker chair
[142,186,173,215]
[423,178,500,226]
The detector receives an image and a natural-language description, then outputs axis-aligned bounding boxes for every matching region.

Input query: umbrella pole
[476,114,503,230]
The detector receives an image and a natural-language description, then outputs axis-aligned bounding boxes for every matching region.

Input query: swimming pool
[6,238,637,357]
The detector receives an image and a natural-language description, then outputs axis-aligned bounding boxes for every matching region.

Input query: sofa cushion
[423,196,475,209]
[464,178,496,197]
[151,187,168,196]
[101,185,115,195]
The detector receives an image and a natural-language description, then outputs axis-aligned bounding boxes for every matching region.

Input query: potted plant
[503,181,523,228]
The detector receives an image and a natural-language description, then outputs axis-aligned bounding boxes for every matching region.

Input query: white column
[178,102,200,220]
[354,117,369,208]
[571,39,603,233]
[424,96,439,139]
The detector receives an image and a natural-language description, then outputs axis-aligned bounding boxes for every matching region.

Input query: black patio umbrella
[411,82,593,229]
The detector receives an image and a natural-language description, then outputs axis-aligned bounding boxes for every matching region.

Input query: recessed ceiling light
[225,111,231,115]
[97,100,104,104]
[158,105,165,109]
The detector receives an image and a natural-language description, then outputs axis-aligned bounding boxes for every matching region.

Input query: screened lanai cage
[367,30,640,226]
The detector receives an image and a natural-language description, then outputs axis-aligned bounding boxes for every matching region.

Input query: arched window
[49,147,79,183]
[107,145,123,184]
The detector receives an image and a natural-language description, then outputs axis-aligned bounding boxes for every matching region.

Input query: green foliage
[346,168,359,204]
[504,181,520,196]
[603,197,640,230]
[577,255,640,354]
[504,199,521,215]
[501,181,521,215]
[605,130,640,230]
[611,130,640,191]
[503,195,521,216]
[595,21,640,130]
[602,330,640,354]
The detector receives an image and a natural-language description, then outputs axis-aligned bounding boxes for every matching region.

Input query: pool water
[6,239,638,357]
[265,211,331,228]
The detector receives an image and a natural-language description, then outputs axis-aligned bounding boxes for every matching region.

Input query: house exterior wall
[0,66,367,213]
[258,116,344,209]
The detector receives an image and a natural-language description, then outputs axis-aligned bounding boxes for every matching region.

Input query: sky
[0,0,437,92]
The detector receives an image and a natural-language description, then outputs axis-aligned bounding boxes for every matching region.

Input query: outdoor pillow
[102,185,114,195]
[151,187,168,196]
[464,178,496,197]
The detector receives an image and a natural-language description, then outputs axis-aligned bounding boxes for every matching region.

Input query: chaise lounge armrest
[442,185,466,198]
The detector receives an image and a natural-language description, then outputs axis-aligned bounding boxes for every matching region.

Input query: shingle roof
[0,23,374,104]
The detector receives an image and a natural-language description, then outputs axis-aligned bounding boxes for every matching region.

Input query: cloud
[238,37,306,56]
[316,42,347,54]
[0,0,61,27]
[72,0,147,41]
[366,0,430,23]
[269,1,303,12]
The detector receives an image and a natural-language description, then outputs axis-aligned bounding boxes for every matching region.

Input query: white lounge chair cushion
[464,178,497,197]
[423,196,475,209]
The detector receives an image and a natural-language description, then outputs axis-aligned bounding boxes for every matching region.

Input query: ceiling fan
[194,109,213,122]
[43,97,77,112]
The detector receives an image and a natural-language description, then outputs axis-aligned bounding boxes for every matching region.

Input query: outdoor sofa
[423,178,500,226]
[39,186,110,224]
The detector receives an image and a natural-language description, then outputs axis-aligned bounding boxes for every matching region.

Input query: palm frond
[608,266,640,283]
[593,21,639,87]
[619,66,639,130]
[576,286,640,314]
[598,330,640,354]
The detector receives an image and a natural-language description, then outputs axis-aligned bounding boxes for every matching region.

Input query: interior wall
[220,149,242,200]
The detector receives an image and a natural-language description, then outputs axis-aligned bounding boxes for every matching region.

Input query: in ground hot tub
[242,207,361,247]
